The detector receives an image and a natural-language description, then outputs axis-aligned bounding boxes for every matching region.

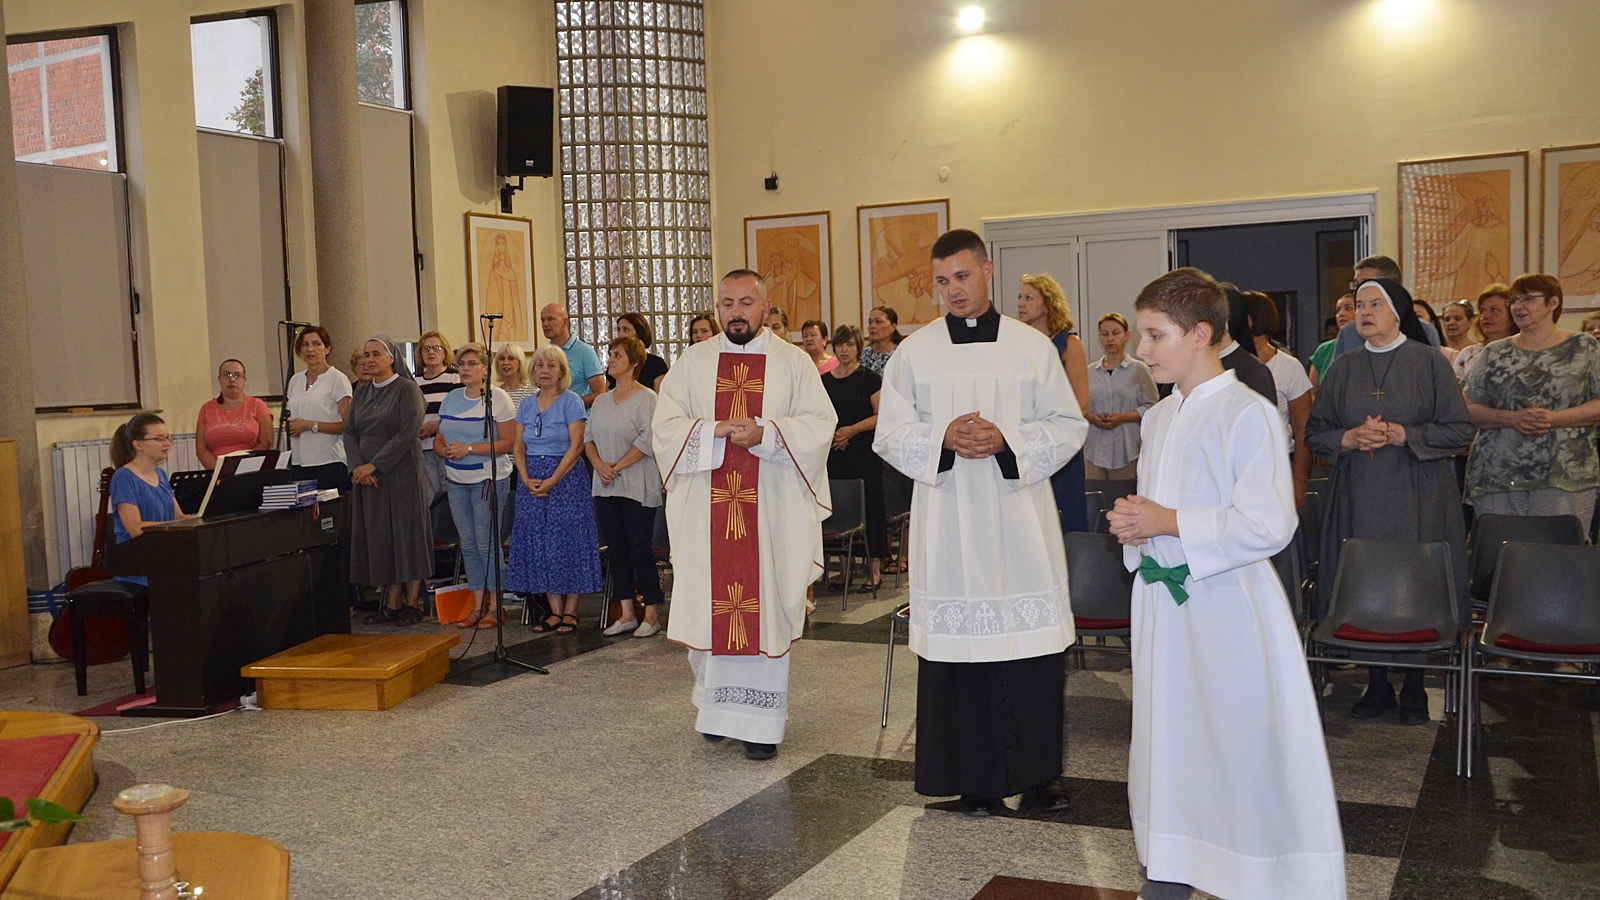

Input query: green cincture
[1138,555,1191,605]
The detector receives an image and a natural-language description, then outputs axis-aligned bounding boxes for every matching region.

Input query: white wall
[704,0,1600,329]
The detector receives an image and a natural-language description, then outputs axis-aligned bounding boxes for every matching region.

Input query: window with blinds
[555,0,712,361]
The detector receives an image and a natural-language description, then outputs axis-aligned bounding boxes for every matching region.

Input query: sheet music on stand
[196,450,288,517]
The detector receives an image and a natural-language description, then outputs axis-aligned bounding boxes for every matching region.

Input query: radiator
[52,434,199,577]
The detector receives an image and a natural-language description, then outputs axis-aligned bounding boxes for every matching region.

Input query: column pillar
[0,1,50,590]
[304,0,372,357]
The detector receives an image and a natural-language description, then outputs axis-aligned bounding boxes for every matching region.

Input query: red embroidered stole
[710,353,765,655]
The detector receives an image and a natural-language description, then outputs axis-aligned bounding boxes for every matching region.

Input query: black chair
[1082,491,1106,534]
[882,470,913,588]
[1466,514,1585,609]
[1063,532,1135,671]
[1271,537,1309,622]
[66,579,149,697]
[821,479,867,610]
[1464,542,1600,777]
[881,602,912,728]
[1087,478,1137,504]
[1305,539,1467,770]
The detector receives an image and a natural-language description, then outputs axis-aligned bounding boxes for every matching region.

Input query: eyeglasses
[419,345,446,353]
[136,434,173,444]
[218,372,245,380]
[533,412,544,438]
[1508,294,1548,306]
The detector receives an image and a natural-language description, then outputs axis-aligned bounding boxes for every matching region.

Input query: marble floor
[3,578,1598,899]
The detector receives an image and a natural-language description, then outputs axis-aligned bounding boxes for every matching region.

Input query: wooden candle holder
[111,784,190,900]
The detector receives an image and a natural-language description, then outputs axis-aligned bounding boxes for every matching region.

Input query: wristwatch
[312,421,320,433]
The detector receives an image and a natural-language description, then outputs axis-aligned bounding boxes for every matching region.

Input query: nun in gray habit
[1304,278,1474,725]
[345,335,434,625]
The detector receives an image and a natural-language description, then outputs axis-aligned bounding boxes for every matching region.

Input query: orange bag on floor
[433,584,476,624]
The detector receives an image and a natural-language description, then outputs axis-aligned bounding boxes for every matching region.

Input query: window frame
[190,8,283,139]
[6,26,126,173]
[355,0,411,111]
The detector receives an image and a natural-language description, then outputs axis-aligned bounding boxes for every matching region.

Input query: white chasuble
[1126,371,1346,900]
[653,328,836,658]
[873,316,1087,663]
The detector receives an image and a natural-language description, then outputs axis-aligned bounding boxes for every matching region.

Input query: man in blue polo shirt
[539,303,608,408]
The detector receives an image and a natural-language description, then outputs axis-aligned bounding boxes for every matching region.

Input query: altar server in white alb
[652,269,836,761]
[874,229,1087,816]
[1107,267,1345,900]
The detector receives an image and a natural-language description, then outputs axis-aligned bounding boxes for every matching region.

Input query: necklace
[1365,347,1399,402]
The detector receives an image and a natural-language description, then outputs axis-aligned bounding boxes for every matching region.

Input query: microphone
[279,320,313,328]
[479,313,504,320]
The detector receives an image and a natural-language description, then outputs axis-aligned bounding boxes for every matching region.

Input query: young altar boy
[1106,268,1347,900]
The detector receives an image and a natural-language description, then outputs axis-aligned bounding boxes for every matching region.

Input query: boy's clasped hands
[1106,494,1179,547]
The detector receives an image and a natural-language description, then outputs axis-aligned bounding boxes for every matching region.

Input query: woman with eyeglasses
[507,344,602,633]
[109,414,193,585]
[1464,274,1600,533]
[346,336,434,626]
[416,330,462,500]
[435,343,517,628]
[195,359,273,469]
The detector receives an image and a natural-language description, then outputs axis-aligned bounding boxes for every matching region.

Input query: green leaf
[0,798,13,821]
[23,799,84,825]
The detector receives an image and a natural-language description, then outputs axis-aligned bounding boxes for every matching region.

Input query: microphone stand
[277,322,306,455]
[459,313,548,677]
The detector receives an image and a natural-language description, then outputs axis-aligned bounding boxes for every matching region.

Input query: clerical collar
[1365,334,1407,354]
[945,306,1001,343]
[374,372,400,388]
[720,326,770,353]
[1219,341,1240,358]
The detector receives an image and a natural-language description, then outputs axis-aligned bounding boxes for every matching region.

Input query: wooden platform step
[241,634,458,711]
[0,712,99,891]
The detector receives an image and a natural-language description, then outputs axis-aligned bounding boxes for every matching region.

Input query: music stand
[455,313,548,677]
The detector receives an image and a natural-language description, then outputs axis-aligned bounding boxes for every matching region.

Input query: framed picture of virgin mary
[465,211,536,344]
[1540,143,1600,313]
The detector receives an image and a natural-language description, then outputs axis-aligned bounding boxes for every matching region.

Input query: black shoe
[1398,691,1430,725]
[364,605,405,625]
[702,732,726,743]
[742,741,778,760]
[1350,684,1398,719]
[391,606,424,627]
[925,795,1003,817]
[1018,779,1073,813]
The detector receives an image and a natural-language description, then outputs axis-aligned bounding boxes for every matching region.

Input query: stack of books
[260,480,321,511]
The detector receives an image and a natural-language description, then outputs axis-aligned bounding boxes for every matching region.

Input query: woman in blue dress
[109,414,190,585]
[1017,273,1090,532]
[507,344,602,633]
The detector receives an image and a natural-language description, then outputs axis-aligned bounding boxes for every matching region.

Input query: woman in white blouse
[1085,313,1157,480]
[286,325,353,490]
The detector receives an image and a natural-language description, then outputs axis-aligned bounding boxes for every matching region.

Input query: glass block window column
[555,0,711,361]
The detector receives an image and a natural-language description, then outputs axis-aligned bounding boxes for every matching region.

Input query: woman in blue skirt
[507,343,602,633]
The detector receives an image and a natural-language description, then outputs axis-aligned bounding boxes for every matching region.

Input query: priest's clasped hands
[715,417,765,448]
[943,411,1005,459]
[1107,495,1179,547]
[1339,415,1407,453]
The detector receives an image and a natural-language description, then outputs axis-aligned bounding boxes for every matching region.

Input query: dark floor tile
[1388,859,1600,900]
[1337,800,1411,859]
[1049,778,1133,830]
[803,616,894,645]
[444,627,609,685]
[973,875,1137,899]
[1403,809,1600,875]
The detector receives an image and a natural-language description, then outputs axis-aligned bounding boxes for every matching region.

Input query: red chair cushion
[1493,633,1600,655]
[1076,617,1131,630]
[1333,624,1439,643]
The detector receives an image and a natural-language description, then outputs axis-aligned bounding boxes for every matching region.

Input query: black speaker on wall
[497,86,554,178]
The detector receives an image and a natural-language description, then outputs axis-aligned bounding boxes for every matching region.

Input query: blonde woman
[494,343,536,412]
[416,330,461,499]
[507,344,601,633]
[1017,272,1090,531]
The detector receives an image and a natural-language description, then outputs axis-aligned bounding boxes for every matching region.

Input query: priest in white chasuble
[652,269,836,761]
[874,229,1088,814]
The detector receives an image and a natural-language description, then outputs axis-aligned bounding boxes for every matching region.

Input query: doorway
[1174,218,1360,361]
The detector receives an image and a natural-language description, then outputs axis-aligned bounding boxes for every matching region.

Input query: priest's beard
[724,319,757,345]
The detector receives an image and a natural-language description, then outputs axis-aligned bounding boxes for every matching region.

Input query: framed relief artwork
[1540,143,1600,313]
[744,211,832,337]
[1398,153,1527,306]
[858,199,949,331]
[465,211,536,344]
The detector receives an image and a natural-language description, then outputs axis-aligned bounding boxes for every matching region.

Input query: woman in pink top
[195,358,273,468]
[801,319,839,373]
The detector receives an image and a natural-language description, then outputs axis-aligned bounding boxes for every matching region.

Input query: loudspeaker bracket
[499,176,526,214]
